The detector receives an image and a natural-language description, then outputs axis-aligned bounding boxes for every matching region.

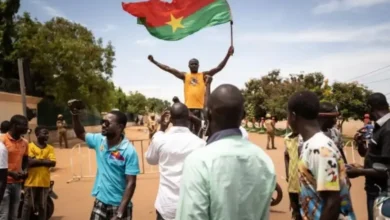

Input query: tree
[0,0,20,78]
[146,97,170,113]
[127,91,147,115]
[112,87,129,112]
[9,14,115,111]
[328,82,372,132]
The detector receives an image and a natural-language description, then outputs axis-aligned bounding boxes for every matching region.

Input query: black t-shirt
[364,113,390,194]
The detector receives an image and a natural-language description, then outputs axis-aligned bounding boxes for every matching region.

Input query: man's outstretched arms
[148,55,185,80]
[204,46,234,77]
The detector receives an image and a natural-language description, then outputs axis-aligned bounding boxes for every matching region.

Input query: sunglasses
[101,119,110,127]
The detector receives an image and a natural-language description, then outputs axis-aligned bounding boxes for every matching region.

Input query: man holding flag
[147,47,233,134]
[122,0,235,134]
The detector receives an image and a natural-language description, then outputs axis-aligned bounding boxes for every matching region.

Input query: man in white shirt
[0,142,8,206]
[176,84,276,220]
[145,102,205,220]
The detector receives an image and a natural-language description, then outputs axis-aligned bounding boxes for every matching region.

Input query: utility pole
[17,58,27,117]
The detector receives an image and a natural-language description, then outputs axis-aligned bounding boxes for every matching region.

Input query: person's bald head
[170,102,189,126]
[207,84,244,131]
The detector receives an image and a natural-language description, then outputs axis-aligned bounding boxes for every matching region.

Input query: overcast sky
[22,0,390,101]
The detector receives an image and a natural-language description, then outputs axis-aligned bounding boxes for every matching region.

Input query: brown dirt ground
[49,125,367,220]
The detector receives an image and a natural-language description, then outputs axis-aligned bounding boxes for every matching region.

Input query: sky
[21,0,390,101]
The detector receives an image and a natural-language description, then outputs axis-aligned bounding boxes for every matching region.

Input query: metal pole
[17,58,27,117]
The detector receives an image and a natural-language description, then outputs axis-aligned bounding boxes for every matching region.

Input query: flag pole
[230,20,233,47]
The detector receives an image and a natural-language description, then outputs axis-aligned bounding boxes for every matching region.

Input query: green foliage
[0,0,20,77]
[9,14,116,111]
[126,91,148,115]
[146,97,170,113]
[242,70,371,122]
[328,82,372,122]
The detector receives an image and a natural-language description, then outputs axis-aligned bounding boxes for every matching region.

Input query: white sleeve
[239,127,249,140]
[0,143,8,169]
[145,132,164,165]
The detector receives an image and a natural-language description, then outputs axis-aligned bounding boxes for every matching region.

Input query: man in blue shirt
[69,100,139,220]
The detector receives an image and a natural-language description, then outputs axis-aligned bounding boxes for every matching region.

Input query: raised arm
[148,55,185,80]
[68,100,86,141]
[204,46,234,77]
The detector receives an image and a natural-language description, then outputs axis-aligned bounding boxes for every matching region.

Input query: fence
[67,139,158,183]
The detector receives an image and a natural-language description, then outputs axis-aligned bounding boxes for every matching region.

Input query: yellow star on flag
[166,14,185,33]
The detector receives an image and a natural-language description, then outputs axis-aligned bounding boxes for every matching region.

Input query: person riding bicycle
[148,46,234,135]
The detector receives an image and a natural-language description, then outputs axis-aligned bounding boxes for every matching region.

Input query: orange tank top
[184,73,206,109]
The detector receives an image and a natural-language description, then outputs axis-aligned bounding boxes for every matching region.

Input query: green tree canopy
[10,13,116,111]
[242,70,371,123]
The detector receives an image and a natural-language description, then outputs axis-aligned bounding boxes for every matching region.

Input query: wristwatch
[116,212,123,219]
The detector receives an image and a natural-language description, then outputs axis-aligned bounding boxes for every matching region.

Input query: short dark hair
[1,121,10,133]
[288,91,319,120]
[319,102,337,113]
[10,115,28,126]
[367,93,389,111]
[35,126,48,135]
[109,111,127,129]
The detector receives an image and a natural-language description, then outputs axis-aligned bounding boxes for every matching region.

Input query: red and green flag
[122,0,232,41]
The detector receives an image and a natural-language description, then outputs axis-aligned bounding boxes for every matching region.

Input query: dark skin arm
[72,114,86,141]
[204,46,234,77]
[319,191,341,220]
[0,169,7,205]
[284,150,289,181]
[28,157,56,168]
[113,175,137,219]
[148,55,185,80]
[354,132,367,157]
[22,155,28,170]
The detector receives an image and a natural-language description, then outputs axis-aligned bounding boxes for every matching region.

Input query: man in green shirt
[176,84,276,220]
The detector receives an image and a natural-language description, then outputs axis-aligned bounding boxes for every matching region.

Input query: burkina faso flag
[122,0,232,41]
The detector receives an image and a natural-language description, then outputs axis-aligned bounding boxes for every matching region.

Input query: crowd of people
[0,115,56,220]
[0,45,389,220]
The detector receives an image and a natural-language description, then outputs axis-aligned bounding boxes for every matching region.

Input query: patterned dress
[298,132,355,220]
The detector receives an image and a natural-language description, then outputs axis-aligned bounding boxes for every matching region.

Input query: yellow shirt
[284,134,300,193]
[24,143,56,187]
[184,73,205,109]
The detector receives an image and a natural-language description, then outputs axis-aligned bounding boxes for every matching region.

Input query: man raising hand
[148,46,234,134]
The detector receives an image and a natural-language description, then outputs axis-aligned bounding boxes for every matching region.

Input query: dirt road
[49,126,367,220]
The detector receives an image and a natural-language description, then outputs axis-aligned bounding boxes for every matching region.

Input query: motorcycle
[18,180,58,220]
[373,163,390,220]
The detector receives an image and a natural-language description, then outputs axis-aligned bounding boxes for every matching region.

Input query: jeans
[21,187,49,220]
[0,183,22,220]
[367,193,377,220]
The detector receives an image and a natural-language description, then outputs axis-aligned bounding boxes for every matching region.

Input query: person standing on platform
[148,46,234,134]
